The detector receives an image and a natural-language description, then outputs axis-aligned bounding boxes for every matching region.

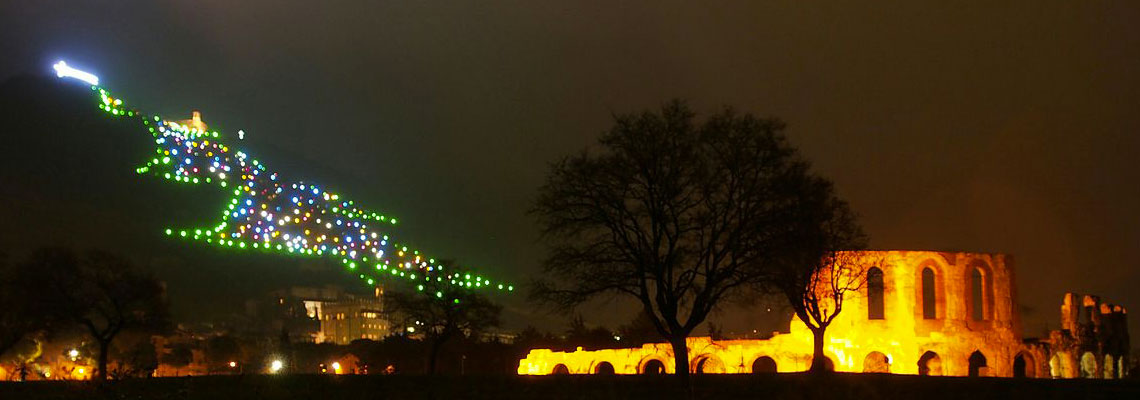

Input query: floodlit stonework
[517,250,1129,378]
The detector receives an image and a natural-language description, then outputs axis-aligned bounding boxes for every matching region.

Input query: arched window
[921,268,937,319]
[594,362,615,375]
[751,356,777,373]
[970,268,985,321]
[867,267,885,320]
[552,364,570,375]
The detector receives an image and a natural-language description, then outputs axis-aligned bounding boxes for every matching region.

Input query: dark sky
[1,1,1138,338]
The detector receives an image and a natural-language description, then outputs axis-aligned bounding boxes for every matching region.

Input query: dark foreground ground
[1,373,1138,400]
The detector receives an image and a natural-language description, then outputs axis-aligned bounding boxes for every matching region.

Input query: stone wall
[518,250,1121,379]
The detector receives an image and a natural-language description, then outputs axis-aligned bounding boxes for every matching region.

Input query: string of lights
[58,65,511,299]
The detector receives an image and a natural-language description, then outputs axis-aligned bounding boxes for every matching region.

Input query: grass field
[1,373,1137,400]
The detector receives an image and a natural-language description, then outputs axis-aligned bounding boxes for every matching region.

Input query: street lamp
[270,359,284,374]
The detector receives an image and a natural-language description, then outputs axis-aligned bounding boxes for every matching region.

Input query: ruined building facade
[517,251,1129,378]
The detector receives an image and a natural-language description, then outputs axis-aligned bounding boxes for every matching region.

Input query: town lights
[229,361,237,368]
[269,359,284,373]
[68,349,79,359]
[331,362,342,374]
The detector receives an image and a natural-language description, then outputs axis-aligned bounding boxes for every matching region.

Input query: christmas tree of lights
[54,62,511,297]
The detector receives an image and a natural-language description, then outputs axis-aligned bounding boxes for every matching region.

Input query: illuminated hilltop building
[518,251,1130,378]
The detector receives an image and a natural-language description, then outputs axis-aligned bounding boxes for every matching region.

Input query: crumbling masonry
[517,251,1129,378]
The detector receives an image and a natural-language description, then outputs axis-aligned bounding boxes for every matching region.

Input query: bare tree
[384,262,502,375]
[532,100,838,382]
[19,247,172,380]
[766,178,870,373]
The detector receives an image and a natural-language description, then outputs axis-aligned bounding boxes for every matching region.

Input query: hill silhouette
[0,74,366,324]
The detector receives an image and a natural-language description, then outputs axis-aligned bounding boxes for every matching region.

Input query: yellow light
[332,362,342,374]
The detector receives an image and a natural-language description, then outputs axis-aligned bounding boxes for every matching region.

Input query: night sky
[1,1,1138,338]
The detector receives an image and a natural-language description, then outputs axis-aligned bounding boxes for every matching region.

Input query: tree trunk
[668,336,692,393]
[96,339,110,381]
[809,328,829,373]
[427,337,444,375]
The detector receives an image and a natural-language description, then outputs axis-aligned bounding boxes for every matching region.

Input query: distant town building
[319,287,389,344]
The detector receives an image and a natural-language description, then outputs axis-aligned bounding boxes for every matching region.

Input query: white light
[270,359,284,373]
[406,326,415,333]
[238,130,245,140]
[229,361,237,368]
[331,362,341,372]
[53,61,99,85]
[68,349,79,358]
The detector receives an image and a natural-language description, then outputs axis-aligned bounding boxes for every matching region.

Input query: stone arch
[1013,352,1035,378]
[917,261,945,320]
[641,358,666,375]
[1079,352,1096,378]
[918,351,942,376]
[551,364,570,375]
[863,351,891,373]
[967,261,994,321]
[751,356,777,373]
[692,354,725,374]
[1049,353,1063,378]
[966,353,984,378]
[867,267,885,320]
[593,361,615,375]
[1103,354,1115,379]
[968,350,988,377]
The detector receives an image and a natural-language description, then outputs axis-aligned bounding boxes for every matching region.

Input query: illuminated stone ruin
[517,250,1130,378]
[1043,293,1130,378]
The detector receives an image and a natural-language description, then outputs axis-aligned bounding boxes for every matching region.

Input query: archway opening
[1013,352,1035,378]
[1080,352,1096,378]
[1104,355,1115,379]
[552,364,569,375]
[594,362,615,375]
[642,359,666,375]
[751,356,777,374]
[693,356,725,374]
[918,351,942,376]
[863,352,890,373]
[968,351,988,377]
